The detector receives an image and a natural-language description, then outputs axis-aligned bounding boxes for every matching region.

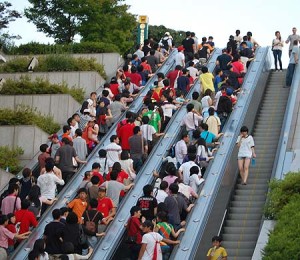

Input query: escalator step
[222,241,257,249]
[235,189,267,196]
[236,184,268,190]
[233,195,266,201]
[246,179,268,185]
[228,213,262,220]
[223,226,260,234]
[225,220,261,227]
[226,249,255,258]
[231,200,265,207]
[222,233,258,241]
[229,207,263,214]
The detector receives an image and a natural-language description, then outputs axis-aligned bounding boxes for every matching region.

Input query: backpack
[169,144,176,158]
[85,211,99,233]
[161,38,169,50]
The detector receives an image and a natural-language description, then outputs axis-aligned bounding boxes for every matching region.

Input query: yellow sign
[139,15,148,24]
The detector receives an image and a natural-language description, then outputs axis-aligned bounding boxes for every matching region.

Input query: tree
[78,0,137,53]
[0,1,21,30]
[148,25,186,47]
[25,0,84,43]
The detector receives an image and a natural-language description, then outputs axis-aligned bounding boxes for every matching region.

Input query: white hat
[165,32,170,36]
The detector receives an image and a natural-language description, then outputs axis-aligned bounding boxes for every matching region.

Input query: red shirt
[128,72,142,87]
[6,224,16,246]
[118,122,135,150]
[141,62,152,73]
[62,133,72,142]
[124,71,131,78]
[167,70,182,88]
[15,209,38,235]
[91,171,104,185]
[106,170,129,196]
[127,216,142,244]
[97,197,114,217]
[110,83,120,96]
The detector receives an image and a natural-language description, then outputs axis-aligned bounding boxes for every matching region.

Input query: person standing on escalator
[236,126,256,185]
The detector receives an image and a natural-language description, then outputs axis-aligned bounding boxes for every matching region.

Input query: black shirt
[182,38,195,53]
[217,96,233,114]
[217,54,232,70]
[44,221,65,254]
[136,195,158,220]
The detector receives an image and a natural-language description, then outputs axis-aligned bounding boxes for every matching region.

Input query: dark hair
[186,103,194,112]
[181,131,188,139]
[92,162,100,170]
[143,184,153,196]
[142,219,154,230]
[208,107,215,116]
[60,207,69,216]
[22,168,31,178]
[21,199,31,209]
[52,209,61,220]
[175,65,182,70]
[120,150,130,160]
[200,122,209,131]
[142,115,150,124]
[63,242,75,254]
[240,126,249,133]
[133,126,140,135]
[192,91,199,100]
[110,135,118,143]
[131,66,137,73]
[150,49,155,55]
[163,78,170,87]
[8,183,19,195]
[75,128,82,136]
[193,129,200,139]
[77,188,87,195]
[190,165,200,176]
[160,181,168,190]
[197,137,208,152]
[63,125,71,133]
[157,211,168,222]
[130,206,141,216]
[112,162,122,173]
[28,185,41,208]
[204,89,212,97]
[28,239,46,260]
[66,211,78,224]
[167,165,177,176]
[0,215,8,225]
[236,29,240,36]
[157,72,164,79]
[61,137,71,145]
[110,170,119,180]
[188,153,196,161]
[39,143,48,153]
[169,183,179,194]
[212,235,222,242]
[90,198,98,208]
[98,149,107,158]
[201,66,208,73]
[91,175,100,185]
[45,159,55,172]
[102,89,109,97]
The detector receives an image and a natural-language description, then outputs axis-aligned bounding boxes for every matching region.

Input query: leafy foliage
[0,76,85,103]
[0,146,24,174]
[264,172,300,219]
[0,54,107,79]
[0,106,60,134]
[0,1,21,29]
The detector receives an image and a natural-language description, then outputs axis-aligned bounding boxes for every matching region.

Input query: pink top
[163,175,178,188]
[0,195,21,215]
[0,225,15,248]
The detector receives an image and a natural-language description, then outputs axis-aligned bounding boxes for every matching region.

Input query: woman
[28,239,49,260]
[236,126,256,185]
[119,151,136,181]
[96,99,113,139]
[162,165,178,188]
[201,89,213,117]
[196,138,214,171]
[272,31,284,71]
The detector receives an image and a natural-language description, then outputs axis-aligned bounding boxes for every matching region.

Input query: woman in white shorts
[236,126,256,185]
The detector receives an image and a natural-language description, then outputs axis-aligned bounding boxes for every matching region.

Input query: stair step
[223,226,260,234]
[225,219,261,227]
[222,233,258,241]
[236,184,268,190]
[235,189,267,196]
[228,213,262,221]
[229,207,263,214]
[231,200,265,208]
[233,195,266,201]
[222,240,257,249]
[246,179,269,185]
[225,248,255,258]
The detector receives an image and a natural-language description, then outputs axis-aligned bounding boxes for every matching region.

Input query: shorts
[238,156,251,160]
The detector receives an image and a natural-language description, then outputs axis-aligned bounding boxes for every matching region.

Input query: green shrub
[6,41,120,55]
[0,146,24,174]
[0,76,85,103]
[0,54,107,79]
[264,172,300,219]
[0,106,60,134]
[262,195,300,260]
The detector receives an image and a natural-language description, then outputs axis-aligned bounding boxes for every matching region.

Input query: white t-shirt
[37,172,65,199]
[179,161,200,185]
[175,52,185,66]
[141,124,156,141]
[141,232,163,260]
[189,174,204,193]
[175,140,187,165]
[236,135,255,158]
[161,102,177,119]
[105,142,122,168]
[187,66,199,80]
[201,96,212,113]
[181,111,203,131]
[155,189,168,203]
[214,91,222,110]
[120,159,136,180]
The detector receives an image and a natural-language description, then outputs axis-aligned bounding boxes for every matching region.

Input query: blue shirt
[200,130,216,143]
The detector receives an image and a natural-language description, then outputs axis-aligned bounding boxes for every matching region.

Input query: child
[67,188,88,224]
[207,236,227,260]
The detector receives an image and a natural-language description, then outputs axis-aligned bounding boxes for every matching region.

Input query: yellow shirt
[207,246,227,260]
[200,73,214,93]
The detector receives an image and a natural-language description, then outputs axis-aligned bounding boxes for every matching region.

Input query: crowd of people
[1,27,299,260]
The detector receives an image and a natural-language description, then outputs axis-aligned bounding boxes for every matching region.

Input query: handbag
[125,218,137,244]
[78,224,88,245]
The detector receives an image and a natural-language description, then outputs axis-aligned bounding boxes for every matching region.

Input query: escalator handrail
[272,63,300,180]
[170,47,271,260]
[10,50,178,260]
[91,49,222,259]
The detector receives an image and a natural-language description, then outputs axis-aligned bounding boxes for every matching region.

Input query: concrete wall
[0,94,81,125]
[0,169,14,191]
[0,71,105,98]
[3,53,123,81]
[0,126,49,166]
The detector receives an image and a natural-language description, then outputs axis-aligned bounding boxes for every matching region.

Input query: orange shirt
[62,133,73,142]
[68,198,88,223]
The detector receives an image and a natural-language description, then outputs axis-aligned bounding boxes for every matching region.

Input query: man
[129,126,148,172]
[177,68,190,95]
[285,40,299,88]
[105,135,122,169]
[44,209,65,255]
[159,31,173,55]
[285,27,300,57]
[143,103,162,133]
[188,91,202,114]
[117,116,135,151]
[97,186,116,224]
[48,133,61,158]
[108,94,127,123]
[55,138,87,184]
[138,220,180,260]
[67,188,88,223]
[178,154,201,185]
[216,88,233,130]
[37,143,50,171]
[187,61,199,81]
[154,43,165,63]
[175,132,189,167]
[164,183,194,229]
[72,129,88,161]
[181,103,203,140]
[62,125,72,142]
[128,66,143,87]
[136,184,158,221]
[199,123,222,149]
[146,49,160,73]
[175,46,185,68]
[15,199,38,235]
[216,48,232,72]
[204,107,221,136]
[182,31,195,62]
[67,116,78,138]
[87,92,97,117]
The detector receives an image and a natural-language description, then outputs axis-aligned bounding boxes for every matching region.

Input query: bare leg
[243,158,251,184]
[238,159,244,183]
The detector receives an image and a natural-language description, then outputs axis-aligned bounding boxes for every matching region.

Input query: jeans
[273,50,282,70]
[286,63,296,87]
[132,158,143,173]
[218,114,228,131]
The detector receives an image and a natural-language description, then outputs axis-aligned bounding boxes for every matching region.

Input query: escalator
[220,70,289,259]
